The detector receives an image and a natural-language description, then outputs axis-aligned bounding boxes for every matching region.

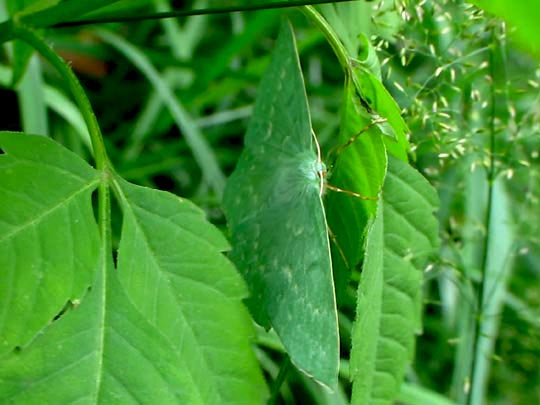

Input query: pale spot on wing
[283,265,293,282]
[291,283,299,294]
[279,65,288,80]
[253,224,261,239]
[263,122,273,141]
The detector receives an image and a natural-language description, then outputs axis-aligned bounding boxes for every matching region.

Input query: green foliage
[382,1,539,404]
[19,0,124,27]
[1,0,538,403]
[114,178,267,404]
[94,28,226,198]
[0,132,100,357]
[325,81,386,301]
[349,56,409,161]
[350,156,439,405]
[0,133,266,403]
[473,0,540,53]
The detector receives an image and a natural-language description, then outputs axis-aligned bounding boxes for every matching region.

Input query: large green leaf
[0,132,100,357]
[114,177,268,404]
[350,156,439,405]
[473,0,540,53]
[223,21,339,387]
[0,133,267,402]
[325,80,387,303]
[0,263,203,403]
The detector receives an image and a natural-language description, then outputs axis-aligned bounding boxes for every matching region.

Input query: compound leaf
[0,133,267,403]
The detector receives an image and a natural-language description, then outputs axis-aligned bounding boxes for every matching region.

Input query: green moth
[223,21,339,388]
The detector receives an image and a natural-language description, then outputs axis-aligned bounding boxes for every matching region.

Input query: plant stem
[268,355,292,404]
[53,0,356,28]
[10,26,109,170]
[466,24,506,405]
[7,23,112,248]
[300,5,351,75]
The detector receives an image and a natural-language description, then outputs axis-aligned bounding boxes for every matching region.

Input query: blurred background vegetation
[1,0,539,403]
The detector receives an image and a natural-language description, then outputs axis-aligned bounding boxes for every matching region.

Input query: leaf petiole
[3,23,112,249]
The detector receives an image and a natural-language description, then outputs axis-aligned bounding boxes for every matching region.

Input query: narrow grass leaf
[44,85,92,150]
[20,0,124,28]
[451,162,486,402]
[0,65,91,149]
[95,28,226,199]
[16,56,48,135]
[470,177,515,404]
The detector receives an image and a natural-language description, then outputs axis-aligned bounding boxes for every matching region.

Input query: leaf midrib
[114,181,223,403]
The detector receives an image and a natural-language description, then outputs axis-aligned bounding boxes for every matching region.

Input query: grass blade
[95,28,226,198]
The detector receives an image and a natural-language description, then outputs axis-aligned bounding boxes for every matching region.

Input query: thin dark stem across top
[53,0,356,28]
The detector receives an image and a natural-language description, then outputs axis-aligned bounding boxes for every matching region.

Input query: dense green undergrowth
[0,1,539,404]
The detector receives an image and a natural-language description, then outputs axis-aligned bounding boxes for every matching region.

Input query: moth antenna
[311,128,322,163]
[325,184,378,201]
[311,129,325,197]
